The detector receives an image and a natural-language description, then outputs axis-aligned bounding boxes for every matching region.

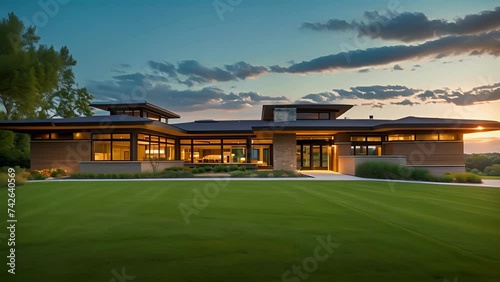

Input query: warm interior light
[476,126,484,130]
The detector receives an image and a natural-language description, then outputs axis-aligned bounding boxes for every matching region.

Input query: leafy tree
[465,154,492,172]
[484,164,500,176]
[0,12,93,119]
[0,12,93,168]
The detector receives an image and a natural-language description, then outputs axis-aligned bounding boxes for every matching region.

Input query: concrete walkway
[302,170,500,188]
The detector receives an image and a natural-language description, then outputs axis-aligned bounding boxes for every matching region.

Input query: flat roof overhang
[90,101,181,119]
[261,104,353,120]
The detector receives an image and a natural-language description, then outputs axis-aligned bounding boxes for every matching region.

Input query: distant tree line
[0,12,93,168]
[465,153,500,176]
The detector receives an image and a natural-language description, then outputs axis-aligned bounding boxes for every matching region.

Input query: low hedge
[229,170,304,178]
[70,170,193,179]
[355,161,481,183]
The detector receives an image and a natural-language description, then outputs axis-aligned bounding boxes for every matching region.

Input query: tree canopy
[0,12,93,120]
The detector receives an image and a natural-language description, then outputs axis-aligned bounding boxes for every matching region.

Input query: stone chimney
[274,108,296,122]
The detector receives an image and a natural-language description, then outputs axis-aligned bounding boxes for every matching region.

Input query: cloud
[148,60,177,78]
[301,7,500,42]
[437,82,500,106]
[87,72,289,112]
[224,61,268,79]
[297,85,420,103]
[272,30,500,74]
[358,68,370,73]
[391,99,419,106]
[298,82,500,107]
[393,64,404,71]
[177,60,236,84]
[119,63,132,68]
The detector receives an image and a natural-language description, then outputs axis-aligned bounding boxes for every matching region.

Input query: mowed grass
[1,180,499,282]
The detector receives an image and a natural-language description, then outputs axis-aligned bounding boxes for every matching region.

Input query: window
[319,113,330,120]
[93,134,111,140]
[94,141,111,160]
[368,145,381,156]
[253,145,271,166]
[350,136,366,142]
[112,142,131,160]
[388,134,415,141]
[113,134,130,139]
[32,133,50,140]
[416,134,438,141]
[297,112,319,120]
[73,132,91,140]
[439,133,456,140]
[138,134,175,160]
[367,136,382,142]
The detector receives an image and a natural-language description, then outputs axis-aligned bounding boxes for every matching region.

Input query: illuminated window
[113,134,130,139]
[112,142,131,160]
[73,132,90,140]
[93,134,111,140]
[94,141,111,160]
[439,133,456,140]
[416,134,438,141]
[367,137,382,142]
[388,134,415,141]
[350,136,366,142]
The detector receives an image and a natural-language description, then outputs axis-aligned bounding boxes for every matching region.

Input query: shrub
[163,166,188,172]
[355,161,409,180]
[436,174,454,183]
[356,161,439,182]
[238,166,246,171]
[227,165,239,172]
[191,168,204,174]
[0,167,29,187]
[448,172,482,183]
[213,165,229,172]
[470,168,481,175]
[484,164,500,176]
[203,166,214,172]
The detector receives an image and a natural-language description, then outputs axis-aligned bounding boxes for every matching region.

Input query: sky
[2,0,500,153]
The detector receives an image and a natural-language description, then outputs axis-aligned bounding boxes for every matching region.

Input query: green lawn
[1,180,499,281]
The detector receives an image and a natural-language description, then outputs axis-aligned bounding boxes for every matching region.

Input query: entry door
[297,143,329,170]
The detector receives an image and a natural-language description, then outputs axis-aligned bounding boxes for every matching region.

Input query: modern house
[1,101,499,175]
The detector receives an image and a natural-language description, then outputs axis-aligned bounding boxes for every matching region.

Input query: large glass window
[112,141,131,160]
[138,134,175,160]
[94,141,111,160]
[92,134,130,161]
[253,145,271,166]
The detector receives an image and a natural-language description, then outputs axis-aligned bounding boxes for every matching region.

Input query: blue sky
[2,0,500,152]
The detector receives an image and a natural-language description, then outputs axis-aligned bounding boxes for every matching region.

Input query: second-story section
[261,104,353,122]
[90,102,181,124]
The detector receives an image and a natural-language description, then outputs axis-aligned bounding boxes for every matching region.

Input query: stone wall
[273,133,297,170]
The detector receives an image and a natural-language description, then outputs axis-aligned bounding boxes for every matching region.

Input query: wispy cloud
[301,7,500,42]
[297,83,500,107]
[271,30,500,74]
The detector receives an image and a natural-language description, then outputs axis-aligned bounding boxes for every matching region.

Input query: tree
[465,154,492,172]
[0,12,93,168]
[0,12,93,120]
